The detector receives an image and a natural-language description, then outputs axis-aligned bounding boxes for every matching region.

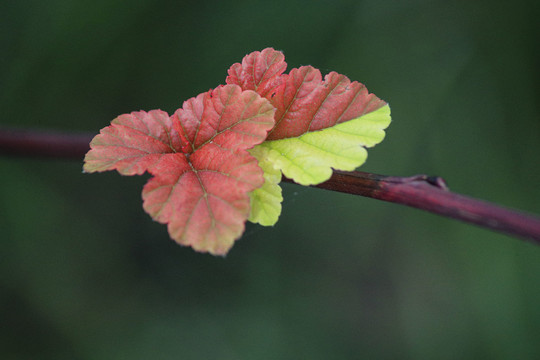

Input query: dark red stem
[2,127,540,243]
[0,127,92,159]
[285,172,540,244]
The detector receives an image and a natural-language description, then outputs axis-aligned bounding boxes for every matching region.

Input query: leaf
[267,67,387,141]
[226,47,287,98]
[247,145,283,226]
[142,148,264,255]
[253,104,391,185]
[227,48,391,225]
[84,85,276,255]
[83,110,182,175]
[248,105,390,226]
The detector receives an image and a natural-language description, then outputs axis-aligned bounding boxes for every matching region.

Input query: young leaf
[84,85,276,255]
[83,110,182,175]
[254,104,391,186]
[247,146,283,226]
[227,48,391,226]
[226,47,287,98]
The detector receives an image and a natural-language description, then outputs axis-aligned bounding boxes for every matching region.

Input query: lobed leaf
[85,48,391,254]
[228,48,391,225]
[267,67,387,140]
[142,148,263,255]
[84,85,276,255]
[226,47,287,98]
[83,110,181,175]
[253,105,391,186]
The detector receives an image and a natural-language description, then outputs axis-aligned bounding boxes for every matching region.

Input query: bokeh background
[1,0,540,359]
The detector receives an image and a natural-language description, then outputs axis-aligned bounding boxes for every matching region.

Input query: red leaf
[226,47,287,99]
[226,48,387,141]
[84,85,276,255]
[142,148,262,255]
[83,110,182,175]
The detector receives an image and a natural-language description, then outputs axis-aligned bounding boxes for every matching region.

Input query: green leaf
[259,104,391,185]
[248,105,391,225]
[248,146,283,226]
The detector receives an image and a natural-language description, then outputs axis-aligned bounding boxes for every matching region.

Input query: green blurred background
[1,0,539,359]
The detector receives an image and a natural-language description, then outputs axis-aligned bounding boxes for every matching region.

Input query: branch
[2,126,540,243]
[0,127,92,159]
[286,172,540,244]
